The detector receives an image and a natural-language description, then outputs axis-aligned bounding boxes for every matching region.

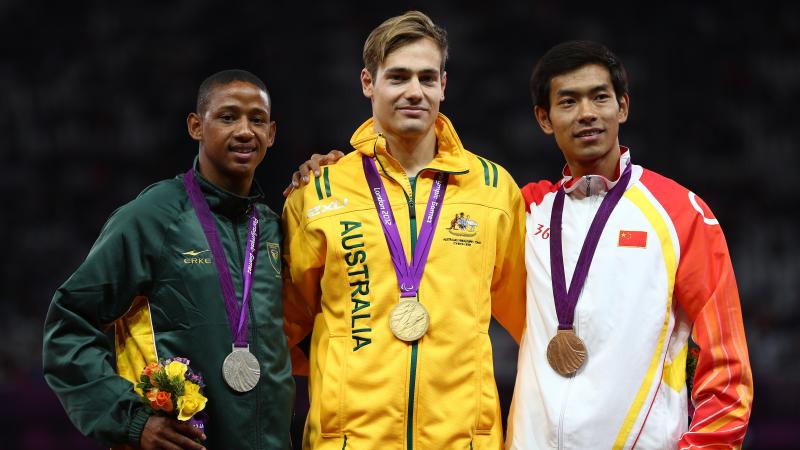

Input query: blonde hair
[363,10,448,76]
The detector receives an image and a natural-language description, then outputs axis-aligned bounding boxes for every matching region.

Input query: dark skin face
[187,80,276,196]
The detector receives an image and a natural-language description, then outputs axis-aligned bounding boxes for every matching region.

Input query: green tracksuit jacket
[43,164,294,449]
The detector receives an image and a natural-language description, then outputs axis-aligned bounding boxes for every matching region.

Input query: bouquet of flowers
[136,357,208,427]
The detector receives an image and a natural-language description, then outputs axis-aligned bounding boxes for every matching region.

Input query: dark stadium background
[2,1,797,448]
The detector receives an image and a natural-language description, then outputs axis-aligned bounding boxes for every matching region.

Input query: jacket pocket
[475,334,498,434]
[320,336,347,437]
[471,432,502,450]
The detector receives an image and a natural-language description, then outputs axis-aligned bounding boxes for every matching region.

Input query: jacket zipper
[375,148,458,450]
[556,312,577,450]
[404,177,418,450]
[232,210,262,449]
[558,185,598,449]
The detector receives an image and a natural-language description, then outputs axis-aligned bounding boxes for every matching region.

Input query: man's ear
[440,70,447,101]
[617,93,630,124]
[361,68,374,99]
[187,112,202,141]
[534,105,554,135]
[266,121,277,148]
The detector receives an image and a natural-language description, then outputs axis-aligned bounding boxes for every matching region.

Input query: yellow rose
[165,361,188,379]
[177,382,208,421]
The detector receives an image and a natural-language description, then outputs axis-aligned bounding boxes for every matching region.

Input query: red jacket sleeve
[642,170,753,449]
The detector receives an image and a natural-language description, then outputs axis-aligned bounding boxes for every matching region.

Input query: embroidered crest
[446,212,478,237]
[266,242,281,275]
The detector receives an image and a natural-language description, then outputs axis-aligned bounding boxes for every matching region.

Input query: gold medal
[546,329,587,376]
[389,298,430,342]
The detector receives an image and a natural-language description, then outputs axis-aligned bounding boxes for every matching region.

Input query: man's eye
[251,117,265,124]
[220,114,235,122]
[595,94,611,102]
[558,98,575,106]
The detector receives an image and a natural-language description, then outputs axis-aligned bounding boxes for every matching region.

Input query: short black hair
[530,40,628,112]
[196,69,269,113]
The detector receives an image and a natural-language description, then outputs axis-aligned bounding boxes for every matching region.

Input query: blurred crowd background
[2,1,797,448]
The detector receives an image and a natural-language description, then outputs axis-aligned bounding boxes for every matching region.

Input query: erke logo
[182,249,211,264]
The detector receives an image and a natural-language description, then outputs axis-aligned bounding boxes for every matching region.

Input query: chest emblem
[618,230,648,248]
[446,212,478,237]
[266,242,281,276]
[182,249,211,264]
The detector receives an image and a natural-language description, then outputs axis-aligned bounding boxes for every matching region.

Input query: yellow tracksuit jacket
[283,114,526,450]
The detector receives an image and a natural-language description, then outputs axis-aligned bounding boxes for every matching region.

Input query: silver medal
[222,345,261,392]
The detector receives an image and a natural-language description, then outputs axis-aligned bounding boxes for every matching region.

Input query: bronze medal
[389,298,430,342]
[546,329,587,376]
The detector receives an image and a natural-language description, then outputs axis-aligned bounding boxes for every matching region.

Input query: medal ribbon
[550,162,632,329]
[183,169,259,347]
[362,156,448,298]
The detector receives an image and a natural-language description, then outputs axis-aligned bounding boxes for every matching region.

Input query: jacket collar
[189,156,263,218]
[349,113,470,177]
[560,147,632,198]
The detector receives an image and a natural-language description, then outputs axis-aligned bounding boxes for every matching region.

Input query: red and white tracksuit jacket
[507,149,753,449]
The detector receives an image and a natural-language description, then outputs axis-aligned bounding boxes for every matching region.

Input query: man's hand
[140,415,206,450]
[282,150,346,197]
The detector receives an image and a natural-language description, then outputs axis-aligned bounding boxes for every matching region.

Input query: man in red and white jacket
[506,41,753,449]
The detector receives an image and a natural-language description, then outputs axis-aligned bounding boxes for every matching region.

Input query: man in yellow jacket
[282,11,526,450]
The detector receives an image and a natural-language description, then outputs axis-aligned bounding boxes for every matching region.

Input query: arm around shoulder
[281,189,324,375]
[489,173,527,343]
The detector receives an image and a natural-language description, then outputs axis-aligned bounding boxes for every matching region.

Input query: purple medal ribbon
[183,169,259,347]
[550,162,632,330]
[362,156,448,298]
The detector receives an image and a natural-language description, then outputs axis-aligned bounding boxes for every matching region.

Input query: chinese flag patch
[618,230,647,248]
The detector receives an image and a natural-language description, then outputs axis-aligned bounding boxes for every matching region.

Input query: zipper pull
[408,197,416,219]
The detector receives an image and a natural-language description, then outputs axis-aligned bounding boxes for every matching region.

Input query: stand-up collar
[189,156,263,217]
[349,113,470,175]
[560,147,632,199]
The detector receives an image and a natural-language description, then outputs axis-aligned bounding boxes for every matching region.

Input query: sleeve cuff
[127,407,152,446]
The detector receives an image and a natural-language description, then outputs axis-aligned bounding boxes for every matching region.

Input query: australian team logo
[446,212,478,237]
[267,242,281,277]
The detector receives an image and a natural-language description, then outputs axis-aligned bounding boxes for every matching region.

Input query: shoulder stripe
[477,157,498,188]
[520,180,558,212]
[314,174,324,200]
[477,157,491,186]
[688,192,718,225]
[323,166,332,198]
[613,185,677,449]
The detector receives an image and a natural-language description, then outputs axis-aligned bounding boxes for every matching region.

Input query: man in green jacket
[43,70,294,450]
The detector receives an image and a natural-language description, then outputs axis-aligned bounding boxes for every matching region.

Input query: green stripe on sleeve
[314,174,323,200]
[489,160,498,188]
[323,166,332,198]
[477,157,490,186]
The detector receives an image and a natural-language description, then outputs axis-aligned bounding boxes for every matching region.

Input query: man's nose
[577,99,598,122]
[234,117,255,139]
[405,77,423,101]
